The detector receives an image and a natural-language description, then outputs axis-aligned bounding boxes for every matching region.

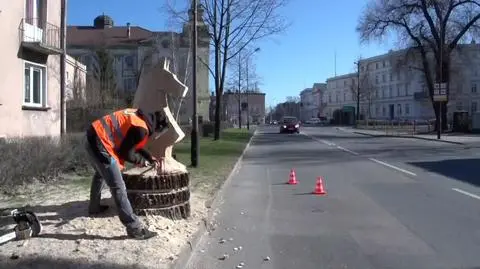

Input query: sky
[67,0,396,108]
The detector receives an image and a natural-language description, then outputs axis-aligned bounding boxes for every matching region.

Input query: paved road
[184,126,480,269]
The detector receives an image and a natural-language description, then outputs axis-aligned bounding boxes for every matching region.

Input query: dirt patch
[0,181,211,269]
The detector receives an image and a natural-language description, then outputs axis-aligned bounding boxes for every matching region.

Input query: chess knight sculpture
[133,57,189,174]
[121,57,191,220]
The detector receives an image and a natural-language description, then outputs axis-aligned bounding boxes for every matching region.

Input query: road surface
[184,126,480,269]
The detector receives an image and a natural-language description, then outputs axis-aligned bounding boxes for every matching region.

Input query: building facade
[66,3,210,124]
[210,91,266,125]
[0,0,86,138]
[324,73,357,120]
[322,44,480,122]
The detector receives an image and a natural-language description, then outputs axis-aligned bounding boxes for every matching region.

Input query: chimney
[127,22,131,38]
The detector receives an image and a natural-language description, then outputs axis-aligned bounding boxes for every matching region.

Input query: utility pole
[246,56,250,130]
[60,0,67,135]
[356,60,360,127]
[190,0,199,167]
[237,52,242,129]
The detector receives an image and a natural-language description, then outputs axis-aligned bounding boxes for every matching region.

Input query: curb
[352,131,465,145]
[171,128,258,269]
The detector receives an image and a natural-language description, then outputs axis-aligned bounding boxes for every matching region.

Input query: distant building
[66,3,211,123]
[210,91,266,125]
[322,44,480,122]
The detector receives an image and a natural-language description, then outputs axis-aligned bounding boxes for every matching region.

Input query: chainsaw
[0,208,42,245]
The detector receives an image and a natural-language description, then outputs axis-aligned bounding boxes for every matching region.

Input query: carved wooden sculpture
[122,58,191,220]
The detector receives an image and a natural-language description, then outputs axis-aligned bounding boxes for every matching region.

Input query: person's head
[146,110,169,135]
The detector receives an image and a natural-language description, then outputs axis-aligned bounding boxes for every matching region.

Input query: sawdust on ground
[0,181,211,269]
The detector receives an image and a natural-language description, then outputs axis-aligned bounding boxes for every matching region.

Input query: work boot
[127,227,158,240]
[88,205,109,216]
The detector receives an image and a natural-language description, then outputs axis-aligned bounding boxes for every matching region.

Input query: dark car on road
[279,116,300,134]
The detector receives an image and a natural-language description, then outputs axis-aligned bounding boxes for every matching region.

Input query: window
[24,62,46,106]
[124,55,136,69]
[344,80,347,87]
[405,83,410,96]
[328,93,332,103]
[123,77,136,91]
[456,101,463,111]
[397,84,401,96]
[343,92,347,102]
[375,62,379,69]
[383,86,388,99]
[25,0,45,28]
[382,73,386,83]
[397,104,402,116]
[389,73,393,81]
[375,75,379,84]
[335,92,340,103]
[389,85,394,97]
[382,105,386,116]
[405,103,410,115]
[375,105,380,116]
[383,61,386,68]
[472,82,477,93]
[472,101,477,114]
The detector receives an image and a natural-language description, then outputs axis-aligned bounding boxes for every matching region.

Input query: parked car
[279,116,300,133]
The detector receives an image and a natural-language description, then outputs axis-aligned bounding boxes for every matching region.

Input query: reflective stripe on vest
[98,113,125,152]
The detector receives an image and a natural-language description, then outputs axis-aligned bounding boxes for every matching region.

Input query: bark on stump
[122,168,190,220]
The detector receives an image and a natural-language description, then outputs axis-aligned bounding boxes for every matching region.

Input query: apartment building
[0,0,86,138]
[323,44,480,122]
[299,88,313,121]
[66,3,211,124]
[324,73,357,120]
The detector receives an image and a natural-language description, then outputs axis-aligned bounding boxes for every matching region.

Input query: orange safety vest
[91,108,150,170]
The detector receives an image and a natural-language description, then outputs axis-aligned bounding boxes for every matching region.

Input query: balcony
[414,91,430,101]
[19,18,63,55]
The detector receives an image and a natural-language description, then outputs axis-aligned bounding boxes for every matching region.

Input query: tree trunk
[214,93,221,140]
[213,42,222,140]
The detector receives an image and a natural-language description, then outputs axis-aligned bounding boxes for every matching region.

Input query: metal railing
[19,17,61,50]
[356,118,439,136]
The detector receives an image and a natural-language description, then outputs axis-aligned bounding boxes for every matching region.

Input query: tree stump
[122,167,191,220]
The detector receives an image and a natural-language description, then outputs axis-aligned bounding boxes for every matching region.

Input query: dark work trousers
[84,135,142,232]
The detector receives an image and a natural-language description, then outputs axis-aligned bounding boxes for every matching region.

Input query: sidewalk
[338,127,480,145]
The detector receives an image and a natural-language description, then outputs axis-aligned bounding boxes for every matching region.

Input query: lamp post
[237,53,242,128]
[190,0,199,167]
[245,47,260,130]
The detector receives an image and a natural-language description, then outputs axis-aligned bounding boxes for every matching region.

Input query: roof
[67,25,161,47]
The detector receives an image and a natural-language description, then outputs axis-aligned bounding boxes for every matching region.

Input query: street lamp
[245,47,260,130]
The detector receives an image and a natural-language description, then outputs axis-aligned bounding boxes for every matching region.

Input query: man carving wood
[84,108,168,240]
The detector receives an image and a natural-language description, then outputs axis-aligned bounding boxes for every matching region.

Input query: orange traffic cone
[313,177,326,195]
[288,169,298,185]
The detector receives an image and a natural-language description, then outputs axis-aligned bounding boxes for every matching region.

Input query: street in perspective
[184,125,480,269]
[3,0,480,269]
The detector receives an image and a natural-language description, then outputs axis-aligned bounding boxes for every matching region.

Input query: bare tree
[357,0,480,130]
[166,0,289,139]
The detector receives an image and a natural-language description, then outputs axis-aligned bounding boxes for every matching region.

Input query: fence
[355,119,440,136]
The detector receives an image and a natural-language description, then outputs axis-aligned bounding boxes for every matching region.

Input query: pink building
[0,0,86,138]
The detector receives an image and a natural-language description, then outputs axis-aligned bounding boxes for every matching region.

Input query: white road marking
[368,158,417,176]
[452,188,480,200]
[321,139,336,146]
[336,145,360,155]
[302,131,417,177]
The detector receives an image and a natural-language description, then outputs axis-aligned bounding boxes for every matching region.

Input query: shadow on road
[408,158,480,187]
[1,255,149,269]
